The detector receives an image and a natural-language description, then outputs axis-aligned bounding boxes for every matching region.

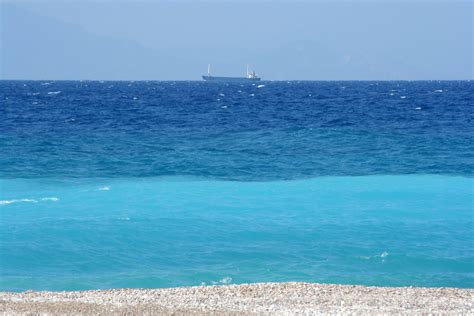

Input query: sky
[1,0,472,80]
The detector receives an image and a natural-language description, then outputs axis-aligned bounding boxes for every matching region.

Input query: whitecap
[210,277,233,285]
[400,96,406,99]
[47,91,61,95]
[221,105,228,109]
[41,82,51,86]
[389,93,395,96]
[249,93,255,97]
[32,102,39,105]
[434,89,443,93]
[98,186,110,191]
[219,93,225,97]
[257,84,265,88]
[133,97,138,100]
[41,197,59,202]
[415,107,422,110]
[357,251,389,260]
[219,277,233,284]
[237,90,242,93]
[0,198,38,205]
[118,216,130,221]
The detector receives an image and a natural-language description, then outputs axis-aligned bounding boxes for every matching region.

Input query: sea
[0,80,473,291]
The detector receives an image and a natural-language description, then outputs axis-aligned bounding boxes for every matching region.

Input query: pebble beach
[1,282,473,315]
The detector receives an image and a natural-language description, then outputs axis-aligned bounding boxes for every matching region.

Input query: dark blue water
[1,81,473,291]
[1,80,472,180]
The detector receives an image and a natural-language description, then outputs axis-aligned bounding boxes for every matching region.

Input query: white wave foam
[98,186,110,191]
[249,93,255,97]
[221,105,228,109]
[0,198,38,205]
[47,91,61,95]
[219,277,233,284]
[357,251,389,261]
[41,197,59,202]
[257,84,265,88]
[400,96,406,99]
[434,89,443,93]
[209,277,233,285]
[219,93,225,97]
[415,107,422,110]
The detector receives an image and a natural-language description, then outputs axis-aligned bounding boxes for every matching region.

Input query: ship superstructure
[202,64,261,81]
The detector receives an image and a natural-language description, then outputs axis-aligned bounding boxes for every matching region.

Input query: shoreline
[1,282,472,315]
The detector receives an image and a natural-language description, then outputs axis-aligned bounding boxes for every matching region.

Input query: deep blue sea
[0,80,473,291]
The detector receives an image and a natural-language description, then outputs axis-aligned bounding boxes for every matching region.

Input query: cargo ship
[202,64,261,82]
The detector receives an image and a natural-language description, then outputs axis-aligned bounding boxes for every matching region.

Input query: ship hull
[202,75,261,82]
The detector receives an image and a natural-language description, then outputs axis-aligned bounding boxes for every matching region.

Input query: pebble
[1,282,472,315]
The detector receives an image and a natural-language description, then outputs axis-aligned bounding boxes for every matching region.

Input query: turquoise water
[1,81,473,291]
[1,175,472,291]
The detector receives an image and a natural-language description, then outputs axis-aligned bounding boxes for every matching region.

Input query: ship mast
[246,64,249,78]
[208,64,211,76]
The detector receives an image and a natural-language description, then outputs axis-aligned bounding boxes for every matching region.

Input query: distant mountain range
[1,4,176,80]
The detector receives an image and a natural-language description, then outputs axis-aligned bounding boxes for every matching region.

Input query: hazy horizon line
[1,79,472,82]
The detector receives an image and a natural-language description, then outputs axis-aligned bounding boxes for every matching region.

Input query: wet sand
[1,282,473,315]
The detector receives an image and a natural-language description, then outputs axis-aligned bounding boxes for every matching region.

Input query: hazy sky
[1,0,472,80]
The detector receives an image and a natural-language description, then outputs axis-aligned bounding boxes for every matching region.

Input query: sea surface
[0,80,473,291]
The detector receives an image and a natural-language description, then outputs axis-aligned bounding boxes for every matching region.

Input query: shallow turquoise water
[1,175,472,291]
